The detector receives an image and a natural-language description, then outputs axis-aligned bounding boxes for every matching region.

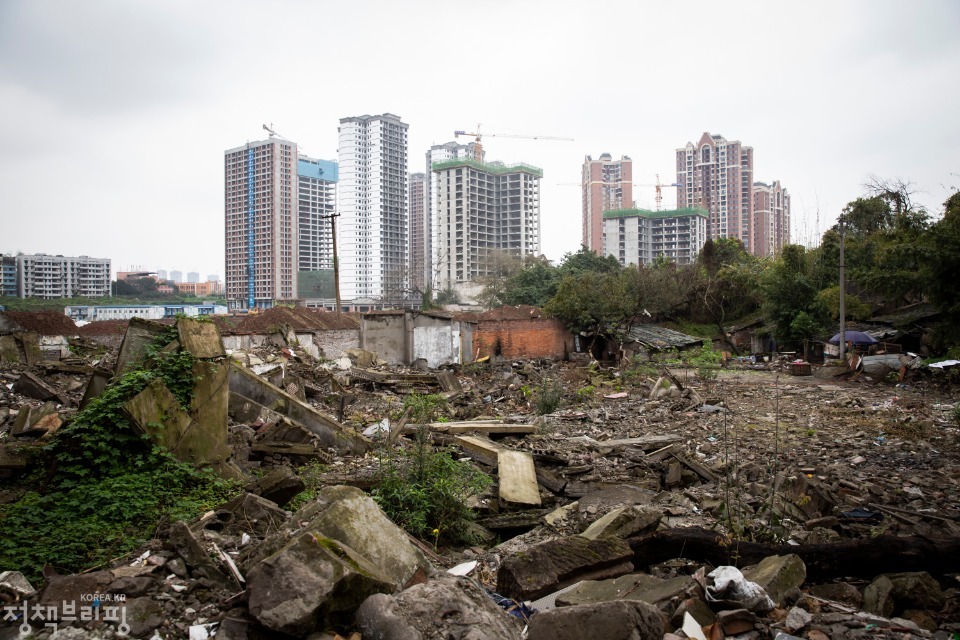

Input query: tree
[557,246,621,277]
[922,191,960,349]
[691,239,764,352]
[544,270,636,341]
[500,256,560,307]
[762,244,826,344]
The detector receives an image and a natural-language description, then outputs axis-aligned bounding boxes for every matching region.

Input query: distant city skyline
[1,1,958,279]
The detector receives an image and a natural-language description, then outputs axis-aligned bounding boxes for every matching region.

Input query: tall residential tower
[582,154,633,254]
[676,133,754,252]
[338,114,409,304]
[224,138,298,310]
[432,156,541,296]
[752,181,791,257]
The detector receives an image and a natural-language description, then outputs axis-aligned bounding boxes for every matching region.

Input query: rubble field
[1,318,959,640]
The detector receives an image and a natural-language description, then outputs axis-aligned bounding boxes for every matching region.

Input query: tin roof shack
[360,310,474,368]
[621,324,704,363]
[863,302,942,356]
[456,305,574,360]
[223,307,360,361]
[725,317,768,355]
[0,311,78,362]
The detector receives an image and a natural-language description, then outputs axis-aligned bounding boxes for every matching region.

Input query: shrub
[533,378,564,415]
[402,393,448,424]
[372,427,490,544]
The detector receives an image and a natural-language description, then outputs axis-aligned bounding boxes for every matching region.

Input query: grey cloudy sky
[1,0,958,280]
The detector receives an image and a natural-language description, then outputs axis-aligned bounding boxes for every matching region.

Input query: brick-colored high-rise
[224,138,298,310]
[582,154,633,254]
[752,181,791,257]
[676,133,754,251]
[408,172,427,292]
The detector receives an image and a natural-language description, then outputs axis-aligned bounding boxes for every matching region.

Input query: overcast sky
[1,0,958,280]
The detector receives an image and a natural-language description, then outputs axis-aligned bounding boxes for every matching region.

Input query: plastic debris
[706,566,775,612]
[447,560,478,576]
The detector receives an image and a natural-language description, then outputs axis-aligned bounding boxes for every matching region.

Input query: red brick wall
[473,318,573,360]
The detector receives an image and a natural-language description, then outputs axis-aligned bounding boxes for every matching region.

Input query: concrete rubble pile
[0,317,959,639]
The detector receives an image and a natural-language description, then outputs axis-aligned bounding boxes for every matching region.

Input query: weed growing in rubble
[286,461,329,511]
[402,393,449,423]
[372,426,490,544]
[687,343,722,381]
[953,404,960,426]
[533,378,564,415]
[0,323,236,582]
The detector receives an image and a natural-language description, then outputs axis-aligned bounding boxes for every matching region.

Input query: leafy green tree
[762,244,827,343]
[557,246,621,277]
[501,256,560,307]
[922,191,960,349]
[544,270,636,340]
[816,286,872,321]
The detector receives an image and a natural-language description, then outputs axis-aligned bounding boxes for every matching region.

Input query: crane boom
[454,126,572,157]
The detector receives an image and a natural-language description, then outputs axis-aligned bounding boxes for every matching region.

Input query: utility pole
[320,213,342,317]
[838,215,846,363]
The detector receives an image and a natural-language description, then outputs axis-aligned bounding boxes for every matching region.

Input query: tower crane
[262,123,290,141]
[635,175,679,211]
[557,174,679,210]
[454,124,573,157]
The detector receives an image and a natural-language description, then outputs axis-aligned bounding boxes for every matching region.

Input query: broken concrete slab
[11,401,58,437]
[497,535,634,601]
[355,574,523,640]
[177,317,226,359]
[247,533,393,636]
[124,379,192,453]
[181,360,231,466]
[206,493,289,538]
[0,335,20,363]
[244,485,428,590]
[580,505,662,540]
[0,570,37,600]
[863,571,945,618]
[556,572,695,609]
[79,367,112,409]
[526,599,665,640]
[244,465,304,507]
[13,371,61,402]
[742,554,806,607]
[229,363,370,455]
[498,449,541,508]
[16,332,42,365]
[115,317,169,375]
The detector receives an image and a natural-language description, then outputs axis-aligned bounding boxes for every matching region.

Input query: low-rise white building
[65,304,227,322]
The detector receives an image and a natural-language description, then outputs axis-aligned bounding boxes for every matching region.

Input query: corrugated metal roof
[626,324,704,350]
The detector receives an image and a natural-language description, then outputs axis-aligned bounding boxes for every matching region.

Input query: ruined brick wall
[314,329,359,360]
[473,318,573,360]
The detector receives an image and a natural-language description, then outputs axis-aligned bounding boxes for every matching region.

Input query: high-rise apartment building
[602,209,707,267]
[15,254,110,298]
[297,156,338,273]
[426,141,483,292]
[1,255,17,297]
[408,173,427,292]
[752,181,791,257]
[582,154,633,254]
[224,138,298,310]
[187,271,200,283]
[338,114,408,303]
[676,133,754,252]
[156,269,168,281]
[169,270,183,283]
[432,157,541,293]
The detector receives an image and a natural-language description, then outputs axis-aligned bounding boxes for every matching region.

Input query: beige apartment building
[582,154,633,254]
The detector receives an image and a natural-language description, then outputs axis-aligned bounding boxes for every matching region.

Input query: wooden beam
[498,450,541,508]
